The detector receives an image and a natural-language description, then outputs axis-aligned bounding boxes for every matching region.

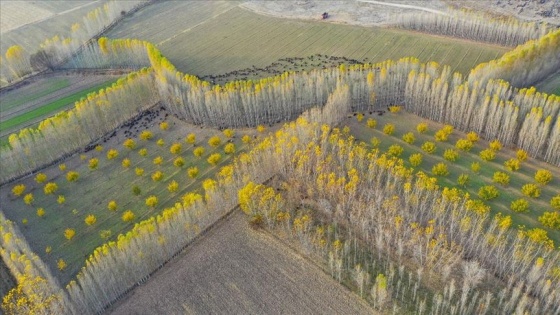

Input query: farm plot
[159,7,506,76]
[0,1,101,53]
[108,212,375,315]
[0,110,253,284]
[347,111,560,244]
[0,73,120,144]
[106,0,242,46]
[105,2,507,78]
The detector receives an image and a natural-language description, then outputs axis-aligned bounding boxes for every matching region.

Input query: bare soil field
[106,1,242,46]
[244,0,560,26]
[242,0,450,26]
[451,0,560,26]
[108,212,375,315]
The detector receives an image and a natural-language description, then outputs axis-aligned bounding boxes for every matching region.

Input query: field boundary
[0,102,160,189]
[0,0,155,93]
[0,69,134,96]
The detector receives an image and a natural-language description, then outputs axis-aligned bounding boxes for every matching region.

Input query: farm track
[357,0,449,16]
[108,212,375,315]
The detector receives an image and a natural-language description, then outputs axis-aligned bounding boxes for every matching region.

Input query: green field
[0,78,70,112]
[106,2,507,77]
[348,112,560,244]
[0,116,253,284]
[536,72,560,96]
[0,79,117,133]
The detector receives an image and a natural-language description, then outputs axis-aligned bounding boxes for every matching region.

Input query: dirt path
[241,0,449,26]
[107,212,375,315]
[357,0,449,15]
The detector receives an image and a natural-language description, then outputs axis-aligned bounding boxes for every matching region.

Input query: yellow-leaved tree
[1,275,62,314]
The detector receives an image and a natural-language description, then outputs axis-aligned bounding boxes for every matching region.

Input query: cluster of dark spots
[200,54,365,86]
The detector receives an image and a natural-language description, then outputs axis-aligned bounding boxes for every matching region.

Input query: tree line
[0,0,146,84]
[392,9,554,47]
[1,68,158,183]
[2,30,559,184]
[237,120,560,313]
[5,119,558,313]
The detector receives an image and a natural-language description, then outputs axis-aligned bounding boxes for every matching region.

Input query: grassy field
[0,78,70,112]
[108,212,375,315]
[0,80,117,133]
[536,71,560,96]
[347,112,560,244]
[106,2,507,78]
[0,112,253,284]
[0,74,119,144]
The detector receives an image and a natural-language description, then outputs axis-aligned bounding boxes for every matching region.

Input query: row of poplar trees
[4,119,558,313]
[392,9,554,47]
[0,0,145,84]
[2,29,559,184]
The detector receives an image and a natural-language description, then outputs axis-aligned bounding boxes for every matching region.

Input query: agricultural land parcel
[109,212,375,315]
[0,73,120,144]
[0,1,102,52]
[0,111,253,284]
[105,1,508,77]
[348,112,560,244]
[0,0,558,309]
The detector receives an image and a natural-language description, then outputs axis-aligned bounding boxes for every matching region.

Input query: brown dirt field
[107,212,375,315]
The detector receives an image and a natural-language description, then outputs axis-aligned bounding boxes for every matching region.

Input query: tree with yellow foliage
[534,169,553,185]
[1,275,62,314]
[11,184,25,197]
[64,228,76,241]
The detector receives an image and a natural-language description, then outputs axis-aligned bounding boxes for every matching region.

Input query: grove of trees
[4,119,557,313]
[0,0,145,84]
[1,17,559,315]
[393,9,553,47]
[2,29,559,184]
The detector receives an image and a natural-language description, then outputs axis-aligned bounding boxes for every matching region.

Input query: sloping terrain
[105,1,506,77]
[0,1,101,52]
[108,212,375,315]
